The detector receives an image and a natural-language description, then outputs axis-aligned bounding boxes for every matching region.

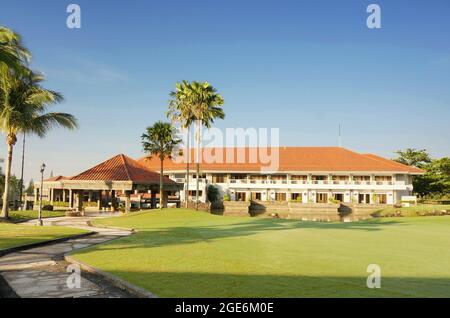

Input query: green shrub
[83,201,98,207]
[223,194,230,201]
[40,200,69,207]
[328,197,340,204]
[207,185,220,203]
[42,205,53,211]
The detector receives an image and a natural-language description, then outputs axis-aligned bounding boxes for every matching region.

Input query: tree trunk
[195,119,201,211]
[185,126,190,208]
[160,156,164,210]
[1,140,15,218]
[19,133,25,210]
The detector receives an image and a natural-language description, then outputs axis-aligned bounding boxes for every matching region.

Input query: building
[138,147,424,205]
[35,154,181,212]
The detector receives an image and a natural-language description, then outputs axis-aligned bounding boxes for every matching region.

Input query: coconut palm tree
[0,71,78,219]
[167,80,196,208]
[0,26,30,73]
[141,121,181,209]
[181,81,224,210]
[167,81,225,210]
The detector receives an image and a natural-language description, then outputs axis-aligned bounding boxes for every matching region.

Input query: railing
[175,178,207,183]
[228,180,406,186]
[290,180,308,184]
[311,180,329,185]
[175,178,404,187]
[352,181,370,185]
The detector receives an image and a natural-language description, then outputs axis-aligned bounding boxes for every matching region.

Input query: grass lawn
[71,209,450,297]
[2,210,66,223]
[0,223,87,250]
[372,204,450,217]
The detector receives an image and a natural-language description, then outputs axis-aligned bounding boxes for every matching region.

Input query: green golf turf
[0,223,87,250]
[71,209,450,297]
[6,210,66,223]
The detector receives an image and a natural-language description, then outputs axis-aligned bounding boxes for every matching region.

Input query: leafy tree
[0,70,78,219]
[141,121,181,209]
[395,149,450,198]
[394,148,431,168]
[8,175,21,209]
[25,179,34,195]
[420,158,450,198]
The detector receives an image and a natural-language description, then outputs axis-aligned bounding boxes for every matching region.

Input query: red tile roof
[44,175,69,182]
[138,147,425,174]
[361,153,424,174]
[70,154,177,183]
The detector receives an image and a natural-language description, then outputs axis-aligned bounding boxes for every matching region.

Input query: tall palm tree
[167,80,196,208]
[181,81,224,210]
[0,71,78,219]
[141,121,181,209]
[0,26,30,73]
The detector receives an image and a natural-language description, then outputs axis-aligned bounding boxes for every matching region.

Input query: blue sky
[1,0,449,183]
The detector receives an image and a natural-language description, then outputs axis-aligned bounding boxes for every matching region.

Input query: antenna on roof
[338,123,342,147]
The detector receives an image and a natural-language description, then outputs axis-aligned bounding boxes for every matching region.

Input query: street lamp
[37,163,46,226]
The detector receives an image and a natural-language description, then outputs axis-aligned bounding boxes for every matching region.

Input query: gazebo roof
[70,154,176,184]
[44,175,69,182]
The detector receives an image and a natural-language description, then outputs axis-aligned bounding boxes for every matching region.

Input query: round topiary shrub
[43,205,53,211]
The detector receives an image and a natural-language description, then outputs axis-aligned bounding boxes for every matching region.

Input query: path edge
[85,220,135,232]
[64,255,158,298]
[0,231,97,257]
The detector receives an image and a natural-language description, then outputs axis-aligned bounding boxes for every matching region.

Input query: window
[275,193,287,201]
[212,174,226,183]
[353,176,370,181]
[236,192,246,201]
[332,175,349,180]
[317,193,328,203]
[291,193,302,202]
[230,174,247,180]
[334,193,344,202]
[291,175,307,180]
[358,194,370,204]
[374,194,387,204]
[375,176,392,181]
[251,192,262,200]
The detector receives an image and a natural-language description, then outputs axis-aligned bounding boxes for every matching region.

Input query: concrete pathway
[0,214,135,298]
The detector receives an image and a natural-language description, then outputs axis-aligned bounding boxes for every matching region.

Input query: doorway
[334,193,344,202]
[317,193,328,203]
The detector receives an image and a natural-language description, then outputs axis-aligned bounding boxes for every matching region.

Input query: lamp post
[37,163,46,226]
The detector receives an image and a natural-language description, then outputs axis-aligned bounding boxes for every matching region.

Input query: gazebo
[34,154,181,212]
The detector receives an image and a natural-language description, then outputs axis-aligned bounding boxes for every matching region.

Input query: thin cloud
[41,59,127,84]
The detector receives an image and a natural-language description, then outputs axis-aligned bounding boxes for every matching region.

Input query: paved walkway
[0,214,135,298]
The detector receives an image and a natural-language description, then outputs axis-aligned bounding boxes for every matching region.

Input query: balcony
[175,178,207,183]
[226,179,408,190]
[175,177,406,190]
[290,180,307,184]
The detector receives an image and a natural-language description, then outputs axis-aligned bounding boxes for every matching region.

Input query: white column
[69,189,73,208]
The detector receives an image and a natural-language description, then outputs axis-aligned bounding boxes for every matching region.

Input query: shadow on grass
[75,217,405,253]
[104,270,450,298]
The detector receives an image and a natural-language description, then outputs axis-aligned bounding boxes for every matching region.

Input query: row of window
[175,173,394,183]
[235,192,388,204]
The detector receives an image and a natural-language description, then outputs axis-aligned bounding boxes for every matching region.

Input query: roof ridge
[120,154,132,181]
[362,153,424,173]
